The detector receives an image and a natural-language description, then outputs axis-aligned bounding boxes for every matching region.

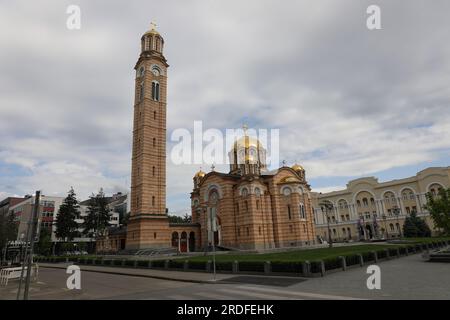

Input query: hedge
[169,260,184,269]
[124,260,135,267]
[309,261,323,274]
[152,260,165,268]
[238,261,265,272]
[323,258,341,271]
[214,261,233,272]
[377,250,387,259]
[137,260,149,268]
[188,261,206,270]
[345,254,359,266]
[270,261,302,273]
[113,259,123,266]
[103,259,112,266]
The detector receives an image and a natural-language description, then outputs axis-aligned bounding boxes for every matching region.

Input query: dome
[144,22,160,36]
[194,170,206,178]
[232,135,264,151]
[292,164,304,172]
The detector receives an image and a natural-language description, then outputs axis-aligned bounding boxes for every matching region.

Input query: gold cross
[242,124,248,135]
[150,21,157,30]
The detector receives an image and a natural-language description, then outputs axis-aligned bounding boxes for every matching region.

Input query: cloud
[1,0,450,214]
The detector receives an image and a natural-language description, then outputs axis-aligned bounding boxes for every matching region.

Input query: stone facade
[311,167,450,242]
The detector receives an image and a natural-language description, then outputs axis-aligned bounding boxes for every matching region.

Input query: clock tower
[126,24,171,249]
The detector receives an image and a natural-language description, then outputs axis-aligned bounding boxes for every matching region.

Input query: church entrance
[180,232,188,252]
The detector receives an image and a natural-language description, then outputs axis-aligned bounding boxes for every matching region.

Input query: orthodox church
[190,133,317,250]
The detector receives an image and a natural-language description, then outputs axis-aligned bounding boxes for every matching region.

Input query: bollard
[232,261,239,274]
[148,261,153,269]
[320,260,325,277]
[339,256,346,271]
[357,254,364,267]
[372,251,378,263]
[264,261,271,275]
[302,261,311,277]
[385,249,390,260]
[164,260,169,269]
[184,260,189,271]
[206,260,212,273]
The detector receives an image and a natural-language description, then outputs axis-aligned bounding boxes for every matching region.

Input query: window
[363,198,368,207]
[390,223,394,231]
[299,204,306,219]
[256,200,260,210]
[152,196,155,206]
[152,166,155,176]
[289,225,293,233]
[287,205,291,220]
[154,111,157,120]
[282,187,291,196]
[258,226,261,235]
[241,188,248,197]
[153,138,156,147]
[152,81,160,101]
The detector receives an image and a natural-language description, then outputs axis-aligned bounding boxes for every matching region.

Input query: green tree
[0,211,19,260]
[183,213,192,223]
[36,227,52,256]
[55,187,80,241]
[168,214,184,223]
[82,189,111,238]
[403,212,431,238]
[424,188,450,235]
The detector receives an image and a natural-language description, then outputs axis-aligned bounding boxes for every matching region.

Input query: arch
[189,232,195,252]
[280,186,293,195]
[240,186,249,197]
[204,184,223,201]
[352,190,376,204]
[381,189,398,199]
[151,80,160,101]
[180,231,188,252]
[426,182,445,193]
[171,232,179,249]
[254,187,262,196]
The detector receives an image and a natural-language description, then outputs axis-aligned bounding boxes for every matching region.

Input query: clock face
[152,68,160,76]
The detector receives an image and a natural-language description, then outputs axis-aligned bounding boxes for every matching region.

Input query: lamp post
[320,202,333,248]
[392,205,402,238]
[382,213,388,239]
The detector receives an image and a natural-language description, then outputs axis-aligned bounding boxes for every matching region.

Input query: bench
[0,265,39,286]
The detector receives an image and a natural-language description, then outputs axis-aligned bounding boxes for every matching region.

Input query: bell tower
[126,23,171,249]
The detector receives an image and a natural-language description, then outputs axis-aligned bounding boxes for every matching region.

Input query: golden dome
[144,22,160,36]
[292,164,304,171]
[194,170,206,178]
[233,135,264,150]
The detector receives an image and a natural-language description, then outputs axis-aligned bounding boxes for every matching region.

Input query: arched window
[299,203,306,219]
[152,81,160,101]
[241,188,248,197]
[153,138,156,147]
[389,223,394,231]
[152,166,155,176]
[154,111,157,120]
[139,66,145,77]
[152,196,155,206]
[287,205,291,219]
[363,198,368,207]
[282,187,291,196]
[254,187,261,196]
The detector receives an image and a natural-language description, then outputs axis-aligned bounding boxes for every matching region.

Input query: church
[124,24,317,252]
[190,135,317,250]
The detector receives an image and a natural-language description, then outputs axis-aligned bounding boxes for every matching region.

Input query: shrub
[399,247,407,255]
[361,252,375,263]
[309,261,323,274]
[152,260,165,268]
[113,259,123,266]
[168,260,184,269]
[345,254,359,266]
[270,261,302,273]
[214,261,233,272]
[103,259,112,266]
[187,261,206,270]
[237,261,265,272]
[323,258,341,271]
[124,260,136,267]
[137,260,149,268]
[388,248,398,256]
[377,250,387,259]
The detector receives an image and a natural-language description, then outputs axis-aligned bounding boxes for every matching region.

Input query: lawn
[178,237,450,263]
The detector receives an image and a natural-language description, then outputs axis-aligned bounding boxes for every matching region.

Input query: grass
[177,237,450,263]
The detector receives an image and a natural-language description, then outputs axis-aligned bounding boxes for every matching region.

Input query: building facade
[312,167,450,242]
[190,134,317,251]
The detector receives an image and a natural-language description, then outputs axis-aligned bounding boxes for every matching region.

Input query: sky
[1,0,450,215]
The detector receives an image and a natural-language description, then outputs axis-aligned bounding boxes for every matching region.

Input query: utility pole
[209,207,217,281]
[16,191,40,300]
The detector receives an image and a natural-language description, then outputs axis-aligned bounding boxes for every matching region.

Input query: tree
[168,215,184,223]
[0,211,19,262]
[183,213,192,223]
[403,212,431,238]
[36,227,52,256]
[424,188,450,235]
[55,187,80,242]
[82,189,111,238]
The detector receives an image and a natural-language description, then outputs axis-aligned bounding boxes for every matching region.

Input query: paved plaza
[1,254,449,300]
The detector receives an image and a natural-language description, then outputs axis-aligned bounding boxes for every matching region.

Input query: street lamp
[382,213,388,239]
[320,202,334,248]
[392,205,402,238]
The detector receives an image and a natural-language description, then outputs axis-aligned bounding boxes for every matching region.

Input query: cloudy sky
[1,0,450,215]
